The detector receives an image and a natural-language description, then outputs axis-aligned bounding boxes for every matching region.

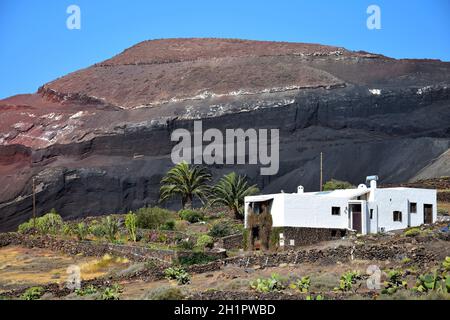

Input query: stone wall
[273,227,347,248]
[0,233,175,264]
[217,233,244,250]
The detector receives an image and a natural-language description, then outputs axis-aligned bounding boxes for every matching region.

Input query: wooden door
[424,204,433,224]
[352,211,362,233]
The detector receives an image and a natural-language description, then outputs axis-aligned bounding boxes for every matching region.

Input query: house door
[350,203,362,233]
[424,204,433,224]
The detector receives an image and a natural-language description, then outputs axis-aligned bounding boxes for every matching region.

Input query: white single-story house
[244,177,437,239]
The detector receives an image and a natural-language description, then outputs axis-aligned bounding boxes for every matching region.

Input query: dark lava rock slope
[0,38,449,231]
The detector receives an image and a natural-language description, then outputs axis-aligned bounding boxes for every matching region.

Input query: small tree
[209,172,259,220]
[160,161,211,209]
[323,179,355,191]
[125,212,137,242]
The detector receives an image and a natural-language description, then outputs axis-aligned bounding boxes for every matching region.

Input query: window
[409,202,417,214]
[331,207,341,216]
[370,209,374,219]
[393,211,402,222]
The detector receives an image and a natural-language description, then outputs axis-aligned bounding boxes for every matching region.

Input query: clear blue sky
[1,0,449,99]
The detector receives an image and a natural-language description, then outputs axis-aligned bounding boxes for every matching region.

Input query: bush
[161,220,176,231]
[174,220,188,231]
[437,208,449,216]
[35,210,63,235]
[404,228,421,237]
[334,271,361,292]
[177,252,217,266]
[74,222,88,241]
[17,221,33,234]
[88,220,106,238]
[75,285,98,296]
[102,216,119,242]
[323,179,355,191]
[382,270,407,295]
[164,267,191,285]
[136,207,173,229]
[142,286,186,300]
[289,276,311,293]
[250,274,285,293]
[125,212,137,242]
[179,209,204,223]
[21,287,44,300]
[196,235,214,250]
[101,284,122,300]
[177,239,195,250]
[208,221,235,238]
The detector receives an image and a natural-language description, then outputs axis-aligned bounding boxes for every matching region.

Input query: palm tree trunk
[233,207,243,220]
[185,194,193,209]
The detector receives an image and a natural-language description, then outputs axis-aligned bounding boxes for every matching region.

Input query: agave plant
[160,161,211,209]
[209,172,259,220]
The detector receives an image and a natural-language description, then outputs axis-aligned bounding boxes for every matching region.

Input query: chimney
[366,175,379,189]
[297,186,304,194]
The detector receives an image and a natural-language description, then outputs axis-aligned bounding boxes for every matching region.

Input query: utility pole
[320,152,323,191]
[32,177,36,227]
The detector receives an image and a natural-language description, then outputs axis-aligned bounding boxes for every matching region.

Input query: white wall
[276,194,350,229]
[370,188,437,232]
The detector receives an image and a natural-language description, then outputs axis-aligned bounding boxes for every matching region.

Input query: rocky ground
[1,220,449,300]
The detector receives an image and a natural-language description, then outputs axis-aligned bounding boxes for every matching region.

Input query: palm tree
[210,172,259,220]
[160,161,211,209]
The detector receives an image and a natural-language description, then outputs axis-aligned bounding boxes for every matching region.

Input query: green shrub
[382,270,407,295]
[164,267,191,285]
[125,212,137,242]
[75,285,98,296]
[250,274,285,293]
[102,216,119,242]
[161,220,176,231]
[177,252,217,266]
[208,221,235,238]
[437,208,449,216]
[21,286,44,300]
[35,210,63,235]
[177,239,195,250]
[334,271,361,292]
[88,220,106,238]
[179,209,204,223]
[136,207,173,229]
[142,286,186,300]
[196,235,214,250]
[100,284,122,300]
[404,228,421,237]
[323,179,355,191]
[289,276,311,293]
[62,223,73,236]
[74,222,88,241]
[17,221,33,233]
[413,272,449,293]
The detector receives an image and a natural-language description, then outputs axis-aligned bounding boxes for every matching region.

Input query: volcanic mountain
[1,38,449,231]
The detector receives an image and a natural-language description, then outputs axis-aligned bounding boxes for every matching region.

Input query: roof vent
[366,175,378,189]
[297,186,304,194]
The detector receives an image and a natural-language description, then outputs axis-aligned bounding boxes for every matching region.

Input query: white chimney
[297,186,304,194]
[366,175,379,189]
